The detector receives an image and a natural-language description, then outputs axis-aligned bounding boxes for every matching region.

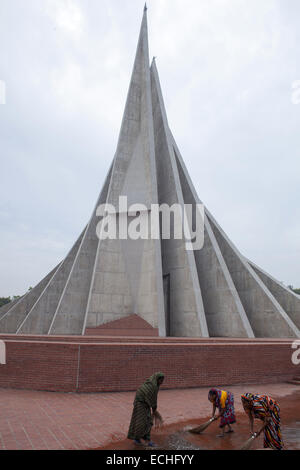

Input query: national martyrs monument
[0,7,299,393]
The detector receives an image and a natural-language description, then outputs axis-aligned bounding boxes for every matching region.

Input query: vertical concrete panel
[150,61,207,337]
[173,148,254,338]
[17,230,85,334]
[207,212,300,338]
[0,297,23,320]
[250,261,300,330]
[85,236,134,328]
[85,10,165,334]
[49,165,113,335]
[0,265,60,333]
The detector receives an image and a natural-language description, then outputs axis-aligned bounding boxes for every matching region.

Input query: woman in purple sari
[208,388,236,437]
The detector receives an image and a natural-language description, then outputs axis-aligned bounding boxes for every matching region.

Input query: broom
[153,410,163,428]
[239,432,258,450]
[189,416,217,434]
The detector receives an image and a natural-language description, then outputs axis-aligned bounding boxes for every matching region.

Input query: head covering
[135,372,165,410]
[208,388,218,400]
[241,393,255,405]
[147,372,165,387]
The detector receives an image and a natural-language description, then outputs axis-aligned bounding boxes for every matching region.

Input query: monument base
[0,335,298,393]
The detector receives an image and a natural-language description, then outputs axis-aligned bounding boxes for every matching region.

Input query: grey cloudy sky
[0,0,299,297]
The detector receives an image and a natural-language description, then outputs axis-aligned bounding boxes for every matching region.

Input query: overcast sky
[0,0,299,297]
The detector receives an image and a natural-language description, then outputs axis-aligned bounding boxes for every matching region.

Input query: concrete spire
[0,10,299,338]
[81,6,166,336]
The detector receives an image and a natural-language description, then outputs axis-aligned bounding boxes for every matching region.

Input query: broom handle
[189,416,217,434]
[240,433,258,450]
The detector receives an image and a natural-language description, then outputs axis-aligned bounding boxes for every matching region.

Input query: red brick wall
[0,337,298,393]
[84,314,159,337]
[0,341,78,392]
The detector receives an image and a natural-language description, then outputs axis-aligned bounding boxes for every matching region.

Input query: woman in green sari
[128,372,165,447]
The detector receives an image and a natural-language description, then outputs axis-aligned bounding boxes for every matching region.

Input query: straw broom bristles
[153,411,163,428]
[189,417,216,434]
[239,433,257,450]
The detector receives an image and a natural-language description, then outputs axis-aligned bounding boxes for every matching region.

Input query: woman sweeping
[241,393,283,450]
[208,388,236,437]
[128,372,164,447]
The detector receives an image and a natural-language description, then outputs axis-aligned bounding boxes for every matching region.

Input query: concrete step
[287,380,300,385]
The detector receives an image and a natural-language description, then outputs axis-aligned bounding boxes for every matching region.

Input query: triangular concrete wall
[0,265,59,333]
[249,261,300,331]
[171,140,254,338]
[150,59,208,337]
[84,10,165,335]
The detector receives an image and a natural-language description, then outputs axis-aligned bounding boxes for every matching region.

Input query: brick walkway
[0,383,299,450]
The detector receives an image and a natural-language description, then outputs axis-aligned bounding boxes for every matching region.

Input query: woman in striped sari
[128,372,164,447]
[208,388,236,437]
[241,393,283,450]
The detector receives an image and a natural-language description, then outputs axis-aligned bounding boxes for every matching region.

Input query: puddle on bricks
[94,390,300,451]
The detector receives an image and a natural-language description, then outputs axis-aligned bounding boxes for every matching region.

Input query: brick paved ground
[0,383,299,450]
